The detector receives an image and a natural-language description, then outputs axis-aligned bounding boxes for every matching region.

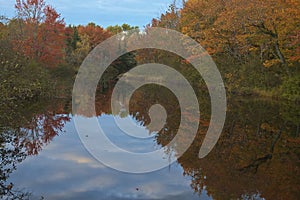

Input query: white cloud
[8,116,208,200]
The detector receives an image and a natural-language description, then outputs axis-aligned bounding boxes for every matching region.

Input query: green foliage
[0,59,53,103]
[0,37,53,104]
[99,52,137,91]
[65,25,80,65]
[106,23,139,35]
[106,25,123,34]
[281,73,300,102]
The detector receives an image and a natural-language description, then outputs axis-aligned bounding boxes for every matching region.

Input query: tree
[148,1,181,31]
[106,23,139,35]
[214,0,300,68]
[180,0,225,54]
[65,25,80,65]
[14,0,66,67]
[77,23,111,50]
[179,0,300,68]
[106,25,123,35]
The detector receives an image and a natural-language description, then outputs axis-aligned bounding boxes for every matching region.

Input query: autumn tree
[180,0,300,67]
[0,19,54,102]
[14,0,66,67]
[153,2,181,30]
[77,22,111,50]
[215,0,300,68]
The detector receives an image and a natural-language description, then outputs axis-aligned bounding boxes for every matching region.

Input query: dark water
[0,87,299,200]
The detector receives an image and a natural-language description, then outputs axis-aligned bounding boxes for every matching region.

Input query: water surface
[1,88,299,199]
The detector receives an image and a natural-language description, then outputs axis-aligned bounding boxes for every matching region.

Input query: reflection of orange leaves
[25,140,42,155]
[182,111,199,123]
[16,112,70,156]
[186,53,208,62]
[200,119,210,127]
[94,87,114,116]
[42,113,70,143]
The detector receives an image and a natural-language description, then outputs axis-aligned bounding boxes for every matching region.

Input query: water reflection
[1,86,299,199]
[0,101,70,199]
[179,99,300,199]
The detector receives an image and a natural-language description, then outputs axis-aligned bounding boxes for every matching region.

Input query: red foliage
[77,23,111,49]
[14,0,66,67]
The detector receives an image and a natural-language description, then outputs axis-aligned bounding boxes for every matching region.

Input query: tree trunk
[275,41,290,76]
[275,41,286,65]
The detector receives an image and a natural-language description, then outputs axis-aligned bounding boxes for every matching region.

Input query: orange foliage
[77,23,111,50]
[14,0,66,67]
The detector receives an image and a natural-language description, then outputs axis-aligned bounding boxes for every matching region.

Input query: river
[0,86,299,199]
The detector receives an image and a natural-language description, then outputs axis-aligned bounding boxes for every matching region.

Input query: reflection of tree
[94,85,299,199]
[0,100,70,199]
[239,127,281,174]
[129,85,180,144]
[177,99,300,200]
[14,112,70,155]
[0,131,29,200]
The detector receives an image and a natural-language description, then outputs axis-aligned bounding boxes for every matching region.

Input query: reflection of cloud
[60,153,95,164]
[8,117,211,200]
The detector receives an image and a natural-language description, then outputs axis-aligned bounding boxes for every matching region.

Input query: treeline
[1,0,299,103]
[147,0,300,101]
[0,0,138,103]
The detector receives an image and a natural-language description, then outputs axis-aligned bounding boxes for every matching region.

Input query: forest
[0,1,300,199]
[1,0,299,104]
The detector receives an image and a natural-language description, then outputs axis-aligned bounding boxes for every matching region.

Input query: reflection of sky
[8,116,212,200]
[0,0,179,27]
[99,114,159,153]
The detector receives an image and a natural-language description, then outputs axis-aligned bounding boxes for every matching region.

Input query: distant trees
[65,23,111,66]
[106,23,139,34]
[77,23,111,50]
[1,0,298,100]
[1,0,141,102]
[5,1,140,70]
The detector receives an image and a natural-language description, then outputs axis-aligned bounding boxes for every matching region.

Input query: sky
[1,0,177,28]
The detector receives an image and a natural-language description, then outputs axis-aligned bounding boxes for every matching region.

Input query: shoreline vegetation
[0,0,299,105]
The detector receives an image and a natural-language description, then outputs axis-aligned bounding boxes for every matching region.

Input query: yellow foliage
[263,59,281,68]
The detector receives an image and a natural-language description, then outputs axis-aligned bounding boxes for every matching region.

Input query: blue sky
[1,0,176,28]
